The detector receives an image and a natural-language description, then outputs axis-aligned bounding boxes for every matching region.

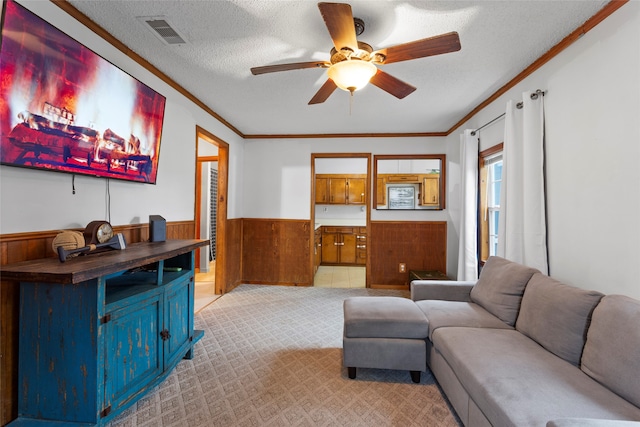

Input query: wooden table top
[1,239,208,284]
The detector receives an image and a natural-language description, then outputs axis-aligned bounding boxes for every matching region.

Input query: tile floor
[314,266,366,288]
[194,262,220,312]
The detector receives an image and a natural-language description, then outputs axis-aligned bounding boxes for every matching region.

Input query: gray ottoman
[343,296,429,383]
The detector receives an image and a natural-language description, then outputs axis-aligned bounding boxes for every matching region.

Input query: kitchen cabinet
[386,174,420,183]
[314,227,322,274]
[347,178,366,205]
[315,174,366,205]
[315,177,330,204]
[376,177,386,206]
[356,227,367,265]
[2,240,207,426]
[321,226,357,265]
[329,178,347,204]
[421,175,440,206]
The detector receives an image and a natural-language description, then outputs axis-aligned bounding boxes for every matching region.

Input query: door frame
[195,125,229,295]
[310,153,371,287]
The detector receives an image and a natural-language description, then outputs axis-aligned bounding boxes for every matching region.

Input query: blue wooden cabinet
[2,240,207,426]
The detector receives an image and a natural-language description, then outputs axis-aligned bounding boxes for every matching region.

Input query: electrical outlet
[399,263,406,273]
[323,207,328,212]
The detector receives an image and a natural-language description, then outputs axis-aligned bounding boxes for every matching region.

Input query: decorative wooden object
[2,239,207,426]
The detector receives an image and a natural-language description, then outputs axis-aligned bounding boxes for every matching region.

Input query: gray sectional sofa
[343,256,640,426]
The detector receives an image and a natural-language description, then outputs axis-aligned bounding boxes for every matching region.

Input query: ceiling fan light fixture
[327,60,377,93]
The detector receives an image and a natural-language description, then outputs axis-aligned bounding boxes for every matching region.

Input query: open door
[195,126,229,295]
[310,153,371,288]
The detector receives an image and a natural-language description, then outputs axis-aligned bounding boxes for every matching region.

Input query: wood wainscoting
[369,221,447,288]
[242,218,312,286]
[0,220,194,426]
[222,218,243,293]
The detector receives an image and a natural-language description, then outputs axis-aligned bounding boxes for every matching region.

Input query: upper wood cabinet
[376,177,386,206]
[315,174,366,205]
[347,177,366,205]
[421,175,440,206]
[315,177,330,204]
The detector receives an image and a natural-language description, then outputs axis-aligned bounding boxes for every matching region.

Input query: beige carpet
[106,284,461,426]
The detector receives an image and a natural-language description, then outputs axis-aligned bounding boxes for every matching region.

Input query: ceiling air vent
[139,16,187,45]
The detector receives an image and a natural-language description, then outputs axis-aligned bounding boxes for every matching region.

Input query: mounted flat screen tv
[0,0,166,184]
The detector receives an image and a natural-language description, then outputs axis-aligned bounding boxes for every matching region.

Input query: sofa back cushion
[581,295,640,408]
[515,273,603,365]
[470,256,538,326]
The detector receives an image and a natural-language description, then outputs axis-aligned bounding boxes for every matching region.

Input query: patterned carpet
[107,284,461,427]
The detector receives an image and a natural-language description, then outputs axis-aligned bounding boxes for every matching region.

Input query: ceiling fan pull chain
[349,90,353,116]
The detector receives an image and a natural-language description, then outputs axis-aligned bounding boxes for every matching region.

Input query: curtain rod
[471,89,545,136]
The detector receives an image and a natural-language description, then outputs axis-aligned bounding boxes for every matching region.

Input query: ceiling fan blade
[251,61,328,75]
[370,69,416,99]
[309,79,338,105]
[318,2,358,52]
[375,32,461,64]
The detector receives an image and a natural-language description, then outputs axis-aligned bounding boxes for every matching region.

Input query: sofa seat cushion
[582,295,640,409]
[470,256,539,326]
[343,297,428,339]
[516,273,603,366]
[432,327,640,426]
[415,300,512,340]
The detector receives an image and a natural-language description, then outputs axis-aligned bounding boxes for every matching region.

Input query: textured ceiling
[67,0,608,136]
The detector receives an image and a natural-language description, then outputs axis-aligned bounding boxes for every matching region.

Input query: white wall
[0,1,244,233]
[242,137,450,220]
[445,2,640,298]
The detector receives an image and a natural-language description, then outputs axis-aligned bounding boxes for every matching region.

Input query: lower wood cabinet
[321,226,367,266]
[314,227,322,274]
[3,240,206,426]
[356,227,367,265]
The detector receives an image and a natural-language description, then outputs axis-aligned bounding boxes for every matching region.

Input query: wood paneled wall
[0,220,195,426]
[241,219,312,286]
[369,221,447,288]
[222,218,243,293]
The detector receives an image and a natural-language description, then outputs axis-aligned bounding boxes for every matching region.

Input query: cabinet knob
[160,329,171,341]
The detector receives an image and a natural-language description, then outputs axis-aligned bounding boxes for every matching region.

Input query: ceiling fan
[251,2,461,105]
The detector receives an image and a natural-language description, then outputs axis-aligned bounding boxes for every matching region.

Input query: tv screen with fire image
[0,0,166,184]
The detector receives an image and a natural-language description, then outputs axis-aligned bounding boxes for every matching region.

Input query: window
[479,144,503,262]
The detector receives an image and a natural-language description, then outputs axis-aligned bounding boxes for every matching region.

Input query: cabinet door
[314,231,322,272]
[347,178,366,205]
[315,177,329,204]
[340,233,357,264]
[321,232,339,263]
[164,276,193,368]
[329,178,347,204]
[422,176,440,206]
[376,177,386,206]
[104,293,163,413]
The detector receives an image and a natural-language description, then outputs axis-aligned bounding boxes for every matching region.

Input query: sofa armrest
[547,419,640,427]
[410,280,476,302]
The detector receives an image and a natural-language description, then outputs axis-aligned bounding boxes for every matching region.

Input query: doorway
[311,153,371,288]
[195,126,229,302]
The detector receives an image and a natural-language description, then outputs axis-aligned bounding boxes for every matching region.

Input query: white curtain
[457,129,479,281]
[497,91,548,274]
